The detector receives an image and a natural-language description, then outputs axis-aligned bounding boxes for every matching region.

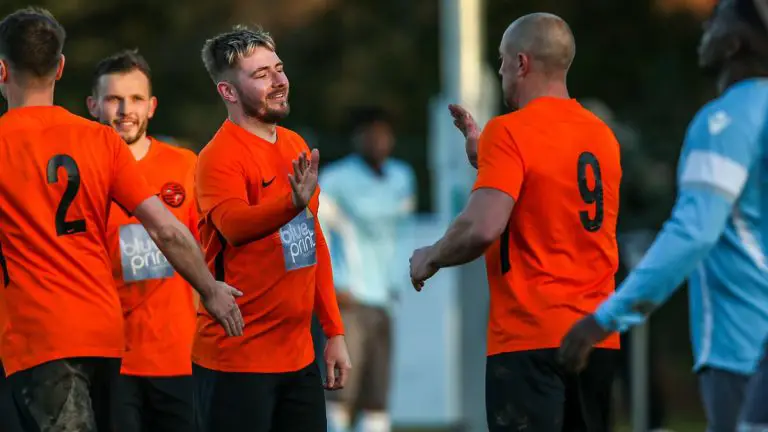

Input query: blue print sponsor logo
[280,209,317,271]
[119,224,175,282]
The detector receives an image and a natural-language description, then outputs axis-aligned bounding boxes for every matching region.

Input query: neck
[517,76,570,109]
[6,81,55,110]
[129,135,152,161]
[361,154,384,175]
[228,109,278,143]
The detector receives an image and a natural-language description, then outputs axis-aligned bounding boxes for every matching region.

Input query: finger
[325,360,336,389]
[292,159,302,180]
[338,363,350,389]
[229,286,244,297]
[231,305,244,336]
[227,315,241,337]
[220,314,234,337]
[288,174,300,196]
[309,149,320,174]
[298,152,307,174]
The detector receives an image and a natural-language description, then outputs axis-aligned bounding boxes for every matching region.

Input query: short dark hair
[92,49,152,95]
[346,106,393,134]
[0,7,65,79]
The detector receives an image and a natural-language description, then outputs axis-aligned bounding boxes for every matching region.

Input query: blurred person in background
[582,99,673,432]
[87,49,200,432]
[319,107,417,432]
[192,25,350,432]
[410,13,622,432]
[0,8,243,431]
[561,1,768,430]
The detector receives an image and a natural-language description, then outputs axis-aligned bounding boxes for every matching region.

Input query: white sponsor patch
[119,224,174,282]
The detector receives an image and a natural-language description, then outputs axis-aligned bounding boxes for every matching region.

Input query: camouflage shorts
[13,357,119,432]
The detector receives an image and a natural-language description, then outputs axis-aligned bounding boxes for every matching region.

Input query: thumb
[229,286,244,297]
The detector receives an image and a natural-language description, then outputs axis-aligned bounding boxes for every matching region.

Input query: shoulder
[152,139,197,168]
[688,80,768,142]
[385,158,415,179]
[198,125,237,163]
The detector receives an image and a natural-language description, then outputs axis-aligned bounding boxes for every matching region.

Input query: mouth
[114,119,138,130]
[268,90,288,102]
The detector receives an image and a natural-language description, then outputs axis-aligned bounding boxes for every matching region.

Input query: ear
[148,95,158,119]
[217,81,238,104]
[517,52,530,77]
[86,95,99,118]
[0,60,7,84]
[55,55,65,81]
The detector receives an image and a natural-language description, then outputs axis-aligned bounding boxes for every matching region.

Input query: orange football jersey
[0,106,154,376]
[107,138,199,376]
[193,120,343,373]
[473,97,622,356]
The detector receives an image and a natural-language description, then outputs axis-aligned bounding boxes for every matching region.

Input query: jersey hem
[3,347,123,376]
[191,353,316,374]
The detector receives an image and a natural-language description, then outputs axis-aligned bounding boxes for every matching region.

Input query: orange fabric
[0,106,154,376]
[193,120,344,373]
[107,138,199,377]
[473,97,622,356]
[212,193,297,246]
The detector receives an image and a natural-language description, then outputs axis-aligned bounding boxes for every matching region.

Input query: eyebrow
[250,62,283,77]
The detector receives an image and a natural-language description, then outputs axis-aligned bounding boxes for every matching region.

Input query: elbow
[150,221,185,249]
[221,229,247,248]
[469,222,502,250]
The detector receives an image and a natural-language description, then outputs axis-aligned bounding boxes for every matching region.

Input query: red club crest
[160,182,186,208]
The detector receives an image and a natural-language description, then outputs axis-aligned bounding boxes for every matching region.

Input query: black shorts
[194,361,326,432]
[8,357,120,432]
[114,373,195,432]
[0,360,24,432]
[486,348,618,432]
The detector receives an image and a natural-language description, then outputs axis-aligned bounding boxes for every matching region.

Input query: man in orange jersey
[87,49,199,432]
[0,8,244,432]
[193,26,351,432]
[409,13,621,432]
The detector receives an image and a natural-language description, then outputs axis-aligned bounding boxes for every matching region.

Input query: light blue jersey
[318,155,416,307]
[595,78,768,375]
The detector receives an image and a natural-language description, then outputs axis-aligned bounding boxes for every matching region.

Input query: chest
[335,169,407,217]
[244,143,304,205]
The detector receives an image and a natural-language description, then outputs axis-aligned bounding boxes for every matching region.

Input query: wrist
[196,277,218,300]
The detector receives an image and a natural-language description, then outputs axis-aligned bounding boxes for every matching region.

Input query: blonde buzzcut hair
[201,25,276,82]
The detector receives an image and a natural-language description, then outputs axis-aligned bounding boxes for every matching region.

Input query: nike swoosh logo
[262,177,276,188]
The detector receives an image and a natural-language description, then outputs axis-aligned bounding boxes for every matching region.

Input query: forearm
[594,189,732,332]
[314,229,344,337]
[150,219,217,298]
[431,215,489,269]
[213,194,301,247]
[466,137,478,169]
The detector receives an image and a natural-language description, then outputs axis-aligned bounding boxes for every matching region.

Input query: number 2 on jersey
[577,152,604,232]
[47,155,87,236]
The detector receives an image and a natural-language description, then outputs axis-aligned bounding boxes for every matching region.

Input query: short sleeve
[472,117,525,200]
[195,145,249,217]
[107,130,154,212]
[678,107,761,202]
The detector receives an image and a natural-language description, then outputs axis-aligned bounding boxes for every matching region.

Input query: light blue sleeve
[318,165,351,291]
[595,107,761,331]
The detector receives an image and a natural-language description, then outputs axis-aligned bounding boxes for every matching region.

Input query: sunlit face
[88,69,156,145]
[221,46,289,123]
